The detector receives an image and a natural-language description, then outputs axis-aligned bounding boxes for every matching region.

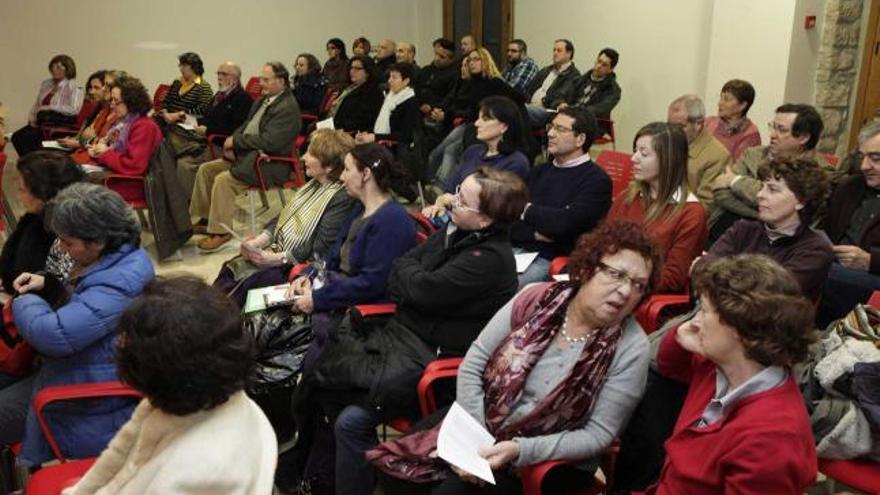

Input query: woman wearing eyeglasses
[607,122,707,293]
[329,55,384,133]
[291,167,528,495]
[370,220,659,495]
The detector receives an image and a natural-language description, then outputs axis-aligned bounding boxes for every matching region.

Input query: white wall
[514,0,715,149]
[0,0,441,134]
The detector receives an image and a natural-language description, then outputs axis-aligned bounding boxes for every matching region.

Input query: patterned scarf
[104,113,139,152]
[367,282,623,483]
[273,180,343,257]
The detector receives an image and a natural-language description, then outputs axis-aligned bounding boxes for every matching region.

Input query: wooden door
[443,0,514,65]
[850,0,880,148]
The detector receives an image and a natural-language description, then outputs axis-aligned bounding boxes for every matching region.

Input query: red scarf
[367,282,622,483]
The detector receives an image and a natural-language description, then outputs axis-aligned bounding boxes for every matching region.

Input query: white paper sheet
[41,140,66,150]
[80,164,106,174]
[437,402,496,485]
[514,252,539,273]
[316,117,335,130]
[177,113,199,131]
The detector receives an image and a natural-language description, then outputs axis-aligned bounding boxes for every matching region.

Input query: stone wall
[815,0,864,154]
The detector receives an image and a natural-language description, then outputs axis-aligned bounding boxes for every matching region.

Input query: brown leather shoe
[197,234,232,253]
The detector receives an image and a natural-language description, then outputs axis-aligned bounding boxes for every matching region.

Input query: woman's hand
[88,141,108,157]
[675,318,705,356]
[13,272,45,294]
[80,126,96,140]
[289,277,314,314]
[58,136,79,148]
[355,132,376,144]
[479,440,520,471]
[422,194,453,218]
[240,233,271,256]
[162,110,182,124]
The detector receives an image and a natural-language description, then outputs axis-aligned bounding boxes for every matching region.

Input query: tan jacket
[64,391,276,495]
[687,128,732,218]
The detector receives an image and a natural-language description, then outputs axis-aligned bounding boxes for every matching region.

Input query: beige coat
[687,127,732,218]
[63,391,277,495]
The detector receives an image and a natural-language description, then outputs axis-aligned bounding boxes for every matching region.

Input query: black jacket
[333,83,384,132]
[526,63,581,109]
[439,76,525,126]
[198,85,254,136]
[568,70,622,121]
[0,213,54,294]
[823,174,880,274]
[415,62,459,108]
[376,96,420,144]
[292,73,327,115]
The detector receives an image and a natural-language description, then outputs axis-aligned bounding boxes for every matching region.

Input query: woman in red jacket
[641,254,817,494]
[608,122,707,293]
[87,76,162,201]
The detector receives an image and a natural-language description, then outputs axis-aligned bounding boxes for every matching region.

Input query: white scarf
[373,86,415,134]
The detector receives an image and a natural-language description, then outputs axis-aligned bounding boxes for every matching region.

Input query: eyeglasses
[767,122,792,135]
[545,122,575,134]
[856,151,880,164]
[451,185,480,213]
[596,261,648,294]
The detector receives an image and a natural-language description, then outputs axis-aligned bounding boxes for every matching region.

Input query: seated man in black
[819,121,880,325]
[559,47,621,136]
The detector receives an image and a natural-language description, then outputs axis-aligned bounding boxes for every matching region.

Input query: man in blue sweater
[511,106,612,285]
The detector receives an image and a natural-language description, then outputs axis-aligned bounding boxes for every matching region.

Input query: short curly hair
[756,157,829,223]
[116,275,256,416]
[568,220,663,301]
[307,129,355,182]
[113,76,152,116]
[692,254,815,367]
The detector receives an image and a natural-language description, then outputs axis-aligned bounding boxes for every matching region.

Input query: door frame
[442,0,515,54]
[849,0,880,149]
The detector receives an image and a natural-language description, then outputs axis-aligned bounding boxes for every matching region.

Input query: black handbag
[243,307,313,394]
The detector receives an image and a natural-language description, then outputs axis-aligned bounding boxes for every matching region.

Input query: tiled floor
[0,154,871,495]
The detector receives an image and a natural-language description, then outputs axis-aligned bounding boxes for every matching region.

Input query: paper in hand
[437,402,496,485]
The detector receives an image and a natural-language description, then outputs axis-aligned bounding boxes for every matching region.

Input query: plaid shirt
[502,56,540,98]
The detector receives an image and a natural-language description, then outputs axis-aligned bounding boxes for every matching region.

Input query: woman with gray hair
[2,183,154,466]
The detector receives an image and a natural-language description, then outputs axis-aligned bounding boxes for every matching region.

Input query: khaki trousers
[189,158,249,234]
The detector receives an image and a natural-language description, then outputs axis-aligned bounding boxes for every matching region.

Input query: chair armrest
[548,257,571,277]
[103,173,145,189]
[254,153,305,190]
[352,303,398,318]
[635,294,692,334]
[287,262,312,281]
[301,113,319,124]
[34,381,142,462]
[43,126,80,139]
[518,439,620,495]
[519,460,572,495]
[418,358,462,416]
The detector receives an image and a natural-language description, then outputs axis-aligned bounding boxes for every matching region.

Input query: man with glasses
[191,61,301,252]
[819,122,880,324]
[510,106,612,286]
[709,103,837,240]
[175,62,254,197]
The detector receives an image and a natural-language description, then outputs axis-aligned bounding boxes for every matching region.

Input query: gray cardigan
[456,288,649,467]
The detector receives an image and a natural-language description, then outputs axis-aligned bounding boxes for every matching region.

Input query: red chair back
[320,90,339,115]
[408,211,437,245]
[245,76,262,100]
[595,150,633,198]
[73,100,98,128]
[869,291,880,309]
[152,84,171,113]
[822,152,840,168]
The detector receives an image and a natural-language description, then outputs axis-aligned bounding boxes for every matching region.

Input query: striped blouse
[161,77,213,116]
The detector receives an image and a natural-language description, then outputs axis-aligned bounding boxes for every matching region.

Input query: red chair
[152,84,171,114]
[869,290,880,308]
[23,382,142,494]
[594,118,616,150]
[819,457,880,494]
[594,150,633,198]
[822,152,840,168]
[301,89,338,129]
[408,211,436,244]
[245,145,306,231]
[520,440,620,495]
[549,256,571,278]
[41,100,98,140]
[245,76,262,100]
[103,174,150,228]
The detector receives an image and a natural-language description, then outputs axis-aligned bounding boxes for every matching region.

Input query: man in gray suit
[191,61,301,251]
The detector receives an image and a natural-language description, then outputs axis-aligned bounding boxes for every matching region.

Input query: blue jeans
[428,125,466,187]
[818,262,880,327]
[513,248,552,288]
[526,104,551,128]
[0,373,34,445]
[334,405,381,495]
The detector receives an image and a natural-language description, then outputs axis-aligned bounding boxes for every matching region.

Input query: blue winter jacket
[12,244,154,465]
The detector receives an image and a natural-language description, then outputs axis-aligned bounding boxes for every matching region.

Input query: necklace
[560,312,588,345]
